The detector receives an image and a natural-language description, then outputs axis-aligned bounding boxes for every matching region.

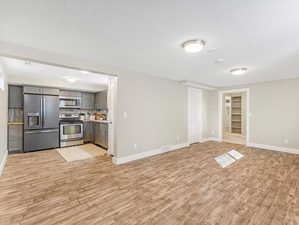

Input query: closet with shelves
[231,96,242,134]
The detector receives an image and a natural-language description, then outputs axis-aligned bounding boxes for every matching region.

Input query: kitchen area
[5,57,116,160]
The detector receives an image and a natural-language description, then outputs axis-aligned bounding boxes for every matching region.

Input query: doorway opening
[219,89,250,145]
[3,57,118,161]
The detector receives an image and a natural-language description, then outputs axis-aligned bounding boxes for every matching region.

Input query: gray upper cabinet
[23,86,43,95]
[59,90,82,98]
[8,85,23,108]
[81,92,95,109]
[42,88,59,96]
[95,90,107,110]
[23,86,59,96]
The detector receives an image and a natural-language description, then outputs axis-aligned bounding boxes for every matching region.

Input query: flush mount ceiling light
[64,76,78,83]
[230,67,248,76]
[182,39,206,53]
[24,60,32,65]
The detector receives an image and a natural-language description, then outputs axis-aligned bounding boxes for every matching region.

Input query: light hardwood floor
[1,142,299,225]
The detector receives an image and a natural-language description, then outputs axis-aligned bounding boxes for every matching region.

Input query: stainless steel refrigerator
[24,94,59,152]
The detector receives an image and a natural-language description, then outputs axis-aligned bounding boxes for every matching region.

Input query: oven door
[60,123,83,141]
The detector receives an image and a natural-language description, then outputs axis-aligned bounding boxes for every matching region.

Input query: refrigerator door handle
[40,97,43,128]
[43,96,46,128]
[25,129,59,134]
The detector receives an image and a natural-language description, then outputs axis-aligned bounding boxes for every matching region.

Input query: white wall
[208,78,299,150]
[116,72,187,157]
[0,43,189,159]
[0,59,8,175]
[8,73,107,92]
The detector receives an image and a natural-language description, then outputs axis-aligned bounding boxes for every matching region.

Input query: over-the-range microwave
[59,96,81,109]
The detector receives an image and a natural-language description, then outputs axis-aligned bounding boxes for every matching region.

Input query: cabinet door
[8,125,23,153]
[82,93,95,109]
[23,86,43,95]
[8,85,23,108]
[84,122,94,143]
[102,124,108,149]
[89,93,95,109]
[59,90,82,98]
[95,90,107,110]
[81,93,88,109]
[43,88,59,96]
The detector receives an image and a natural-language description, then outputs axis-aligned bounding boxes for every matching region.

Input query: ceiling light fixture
[24,60,32,65]
[182,39,205,53]
[230,67,248,76]
[64,76,78,83]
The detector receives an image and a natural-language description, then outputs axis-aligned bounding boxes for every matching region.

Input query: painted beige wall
[208,78,299,149]
[116,72,187,157]
[0,43,188,159]
[0,60,8,171]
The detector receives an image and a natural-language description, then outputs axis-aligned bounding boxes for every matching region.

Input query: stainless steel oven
[60,120,83,147]
[59,96,81,109]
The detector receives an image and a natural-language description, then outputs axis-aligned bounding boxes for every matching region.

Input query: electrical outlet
[123,112,128,118]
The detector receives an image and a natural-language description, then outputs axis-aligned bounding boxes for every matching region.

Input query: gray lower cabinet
[8,85,23,108]
[81,92,95,109]
[95,90,107,110]
[94,123,108,149]
[8,125,23,153]
[84,122,94,143]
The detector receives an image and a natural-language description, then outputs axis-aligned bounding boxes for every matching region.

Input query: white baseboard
[0,150,8,176]
[112,142,190,165]
[247,143,299,155]
[201,137,221,143]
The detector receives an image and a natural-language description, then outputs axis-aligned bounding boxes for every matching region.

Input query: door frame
[187,87,203,144]
[3,56,118,161]
[218,88,250,145]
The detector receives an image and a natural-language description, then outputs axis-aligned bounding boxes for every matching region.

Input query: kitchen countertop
[82,120,112,124]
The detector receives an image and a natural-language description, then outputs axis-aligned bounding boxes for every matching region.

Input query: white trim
[0,150,8,176]
[201,137,221,142]
[112,142,190,165]
[218,88,250,145]
[180,81,215,90]
[107,76,118,156]
[188,87,203,144]
[247,143,299,154]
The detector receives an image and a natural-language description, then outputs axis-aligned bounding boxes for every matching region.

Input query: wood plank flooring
[1,141,299,225]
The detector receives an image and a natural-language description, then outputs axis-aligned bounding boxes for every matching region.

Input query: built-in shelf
[231,96,242,135]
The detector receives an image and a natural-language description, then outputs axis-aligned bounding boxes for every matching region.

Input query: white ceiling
[1,0,299,87]
[3,57,109,92]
